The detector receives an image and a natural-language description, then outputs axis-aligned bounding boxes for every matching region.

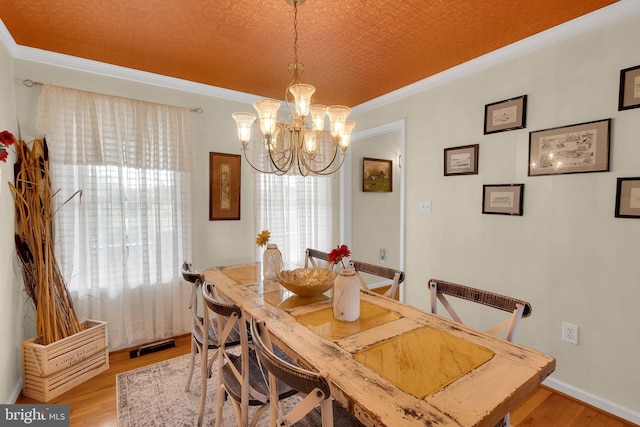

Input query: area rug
[116,353,298,426]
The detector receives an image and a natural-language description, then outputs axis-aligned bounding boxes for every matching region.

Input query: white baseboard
[543,377,640,425]
[6,378,22,404]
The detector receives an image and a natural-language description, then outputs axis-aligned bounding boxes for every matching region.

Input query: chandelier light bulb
[339,120,356,149]
[326,105,351,138]
[309,104,327,131]
[253,99,281,137]
[232,112,257,144]
[303,129,317,152]
[289,84,315,117]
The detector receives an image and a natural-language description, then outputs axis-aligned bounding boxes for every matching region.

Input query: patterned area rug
[116,353,297,426]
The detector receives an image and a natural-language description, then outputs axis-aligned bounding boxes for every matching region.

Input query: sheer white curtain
[255,173,333,266]
[36,85,193,349]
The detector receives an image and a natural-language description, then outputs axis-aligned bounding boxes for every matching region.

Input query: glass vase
[263,243,283,281]
[332,266,360,321]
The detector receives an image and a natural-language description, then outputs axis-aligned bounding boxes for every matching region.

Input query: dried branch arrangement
[9,137,82,345]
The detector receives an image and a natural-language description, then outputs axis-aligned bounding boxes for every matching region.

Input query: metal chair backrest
[350,260,405,300]
[428,278,532,342]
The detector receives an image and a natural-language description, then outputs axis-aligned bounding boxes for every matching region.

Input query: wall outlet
[562,322,579,345]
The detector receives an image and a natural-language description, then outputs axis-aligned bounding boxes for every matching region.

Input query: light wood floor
[16,333,636,427]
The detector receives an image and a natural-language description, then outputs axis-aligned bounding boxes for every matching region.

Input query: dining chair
[250,318,365,427]
[349,260,405,300]
[181,262,243,426]
[201,281,297,427]
[304,248,331,269]
[427,278,532,427]
[181,262,224,392]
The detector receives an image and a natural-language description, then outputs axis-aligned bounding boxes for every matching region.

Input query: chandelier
[232,0,355,176]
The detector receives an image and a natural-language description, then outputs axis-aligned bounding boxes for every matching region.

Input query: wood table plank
[204,265,556,427]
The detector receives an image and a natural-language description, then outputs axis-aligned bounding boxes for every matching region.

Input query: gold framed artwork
[444,144,479,176]
[484,95,527,135]
[363,157,392,193]
[615,177,640,219]
[209,152,241,220]
[618,64,640,111]
[528,119,611,177]
[482,184,524,216]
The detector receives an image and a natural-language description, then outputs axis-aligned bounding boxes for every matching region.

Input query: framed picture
[618,64,640,111]
[209,152,241,220]
[444,144,479,176]
[528,118,611,177]
[363,157,392,192]
[484,95,527,135]
[615,177,640,218]
[482,184,524,216]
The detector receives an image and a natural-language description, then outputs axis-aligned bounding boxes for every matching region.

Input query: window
[36,85,193,349]
[255,173,333,266]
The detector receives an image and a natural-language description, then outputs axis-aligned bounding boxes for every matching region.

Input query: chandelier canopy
[232,0,355,176]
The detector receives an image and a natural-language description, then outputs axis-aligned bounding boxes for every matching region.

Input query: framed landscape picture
[615,177,640,218]
[482,184,524,216]
[363,157,392,192]
[210,152,241,220]
[444,144,479,176]
[618,64,640,111]
[528,119,611,177]
[484,95,527,135]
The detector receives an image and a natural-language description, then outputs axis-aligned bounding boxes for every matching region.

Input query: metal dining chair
[427,278,533,427]
[250,318,365,427]
[201,281,297,427]
[349,259,405,300]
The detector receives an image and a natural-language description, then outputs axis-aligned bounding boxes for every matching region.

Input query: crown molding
[0,20,17,57]
[352,0,640,115]
[2,1,639,110]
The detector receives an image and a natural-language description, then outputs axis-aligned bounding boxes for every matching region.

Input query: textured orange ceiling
[1,0,616,107]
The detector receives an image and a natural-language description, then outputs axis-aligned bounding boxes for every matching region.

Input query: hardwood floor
[16,333,636,427]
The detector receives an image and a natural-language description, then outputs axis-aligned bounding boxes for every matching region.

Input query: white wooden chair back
[350,260,405,300]
[428,278,532,342]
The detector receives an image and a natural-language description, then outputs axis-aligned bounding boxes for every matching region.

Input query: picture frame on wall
[618,64,640,111]
[363,157,392,193]
[615,177,640,218]
[444,144,479,176]
[209,152,241,220]
[483,95,527,135]
[528,118,611,177]
[482,184,524,216]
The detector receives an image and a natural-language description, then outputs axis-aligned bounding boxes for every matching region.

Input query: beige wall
[352,11,640,417]
[350,131,402,273]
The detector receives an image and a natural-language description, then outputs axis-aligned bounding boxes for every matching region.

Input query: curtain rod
[21,79,203,113]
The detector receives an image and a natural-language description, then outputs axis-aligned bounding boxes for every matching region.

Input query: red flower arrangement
[0,130,16,162]
[327,244,351,268]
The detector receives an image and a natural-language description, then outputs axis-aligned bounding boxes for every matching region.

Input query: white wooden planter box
[21,319,109,402]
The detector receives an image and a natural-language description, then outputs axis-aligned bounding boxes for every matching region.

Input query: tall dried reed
[9,138,82,345]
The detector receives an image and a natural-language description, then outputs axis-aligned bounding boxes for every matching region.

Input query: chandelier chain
[293,1,299,68]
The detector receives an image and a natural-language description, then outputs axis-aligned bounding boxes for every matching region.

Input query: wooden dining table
[204,263,556,427]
